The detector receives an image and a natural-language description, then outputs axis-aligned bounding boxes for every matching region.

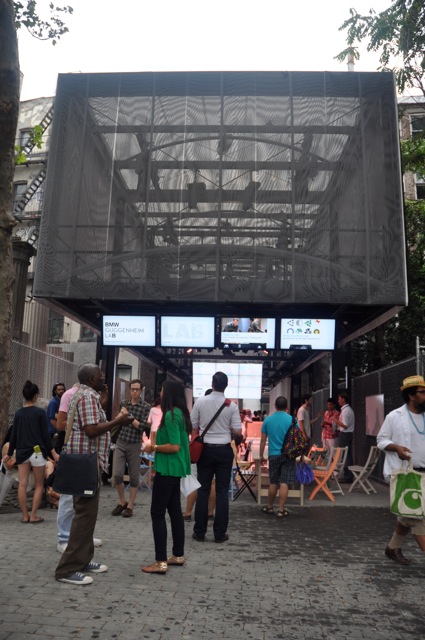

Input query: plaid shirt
[67,384,110,472]
[321,409,340,440]
[117,398,150,445]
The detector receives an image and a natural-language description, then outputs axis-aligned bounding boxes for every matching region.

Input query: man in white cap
[377,374,425,565]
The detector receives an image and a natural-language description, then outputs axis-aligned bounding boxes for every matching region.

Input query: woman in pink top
[147,396,163,446]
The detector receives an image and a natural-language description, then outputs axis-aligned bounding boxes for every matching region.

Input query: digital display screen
[102,315,156,347]
[280,318,336,350]
[220,317,275,349]
[160,316,215,348]
[192,362,263,399]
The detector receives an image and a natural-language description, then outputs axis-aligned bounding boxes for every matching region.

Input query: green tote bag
[390,460,425,519]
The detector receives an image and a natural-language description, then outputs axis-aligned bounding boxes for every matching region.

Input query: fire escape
[13,103,55,244]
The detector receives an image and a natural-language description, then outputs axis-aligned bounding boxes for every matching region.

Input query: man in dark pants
[333,391,355,482]
[191,372,241,543]
[55,364,133,586]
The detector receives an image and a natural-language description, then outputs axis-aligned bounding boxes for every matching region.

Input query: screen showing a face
[192,361,263,399]
[280,319,336,350]
[102,315,156,347]
[220,318,275,349]
[160,316,215,348]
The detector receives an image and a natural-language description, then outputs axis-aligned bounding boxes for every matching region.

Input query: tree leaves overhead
[336,1,425,95]
[335,1,425,376]
[13,1,73,44]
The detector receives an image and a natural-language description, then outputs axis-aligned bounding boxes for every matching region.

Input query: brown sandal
[261,506,274,515]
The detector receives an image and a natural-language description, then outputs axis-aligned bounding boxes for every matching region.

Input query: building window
[79,326,97,342]
[411,115,425,139]
[410,115,425,199]
[13,182,27,208]
[19,129,32,148]
[47,310,64,343]
[116,364,132,382]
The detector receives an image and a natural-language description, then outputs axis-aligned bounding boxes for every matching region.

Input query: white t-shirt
[296,405,311,438]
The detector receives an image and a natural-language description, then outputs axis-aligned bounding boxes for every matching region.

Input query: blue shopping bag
[295,459,314,485]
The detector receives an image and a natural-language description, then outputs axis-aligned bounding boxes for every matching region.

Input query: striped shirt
[67,384,110,472]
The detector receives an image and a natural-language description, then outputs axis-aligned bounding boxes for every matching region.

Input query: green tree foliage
[14,124,43,164]
[351,199,425,375]
[14,1,73,44]
[401,135,425,175]
[337,1,425,376]
[335,0,425,95]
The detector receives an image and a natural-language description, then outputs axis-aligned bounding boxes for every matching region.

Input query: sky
[18,0,392,101]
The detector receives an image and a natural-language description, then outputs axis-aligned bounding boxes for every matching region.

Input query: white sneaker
[57,572,93,585]
[93,537,103,547]
[83,562,108,573]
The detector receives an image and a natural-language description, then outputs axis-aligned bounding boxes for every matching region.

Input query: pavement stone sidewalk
[1,482,424,640]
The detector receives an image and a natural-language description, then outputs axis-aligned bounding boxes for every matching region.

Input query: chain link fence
[312,354,425,481]
[9,340,79,426]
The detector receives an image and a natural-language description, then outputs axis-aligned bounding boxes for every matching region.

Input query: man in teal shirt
[259,396,297,517]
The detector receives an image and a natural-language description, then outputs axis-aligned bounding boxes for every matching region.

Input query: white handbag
[180,473,201,497]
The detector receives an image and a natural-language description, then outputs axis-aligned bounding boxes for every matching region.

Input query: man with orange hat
[377,374,425,565]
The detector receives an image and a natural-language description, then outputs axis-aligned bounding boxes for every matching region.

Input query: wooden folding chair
[348,446,380,495]
[309,447,341,502]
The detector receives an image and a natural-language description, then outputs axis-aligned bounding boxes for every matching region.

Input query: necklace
[407,408,425,436]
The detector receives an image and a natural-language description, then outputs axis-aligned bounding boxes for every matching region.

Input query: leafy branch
[13,1,73,45]
[401,135,425,175]
[335,1,425,95]
[14,124,44,165]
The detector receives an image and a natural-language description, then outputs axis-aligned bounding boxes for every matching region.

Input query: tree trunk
[0,1,19,441]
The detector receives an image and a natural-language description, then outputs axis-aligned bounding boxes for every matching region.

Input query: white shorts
[22,452,46,467]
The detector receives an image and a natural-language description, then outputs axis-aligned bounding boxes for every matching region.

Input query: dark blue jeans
[194,444,233,540]
[151,473,184,561]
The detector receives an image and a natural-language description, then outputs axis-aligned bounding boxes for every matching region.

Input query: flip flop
[21,518,30,524]
[29,517,44,524]
[276,509,290,518]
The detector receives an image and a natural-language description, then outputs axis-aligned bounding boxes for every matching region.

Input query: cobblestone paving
[1,483,424,640]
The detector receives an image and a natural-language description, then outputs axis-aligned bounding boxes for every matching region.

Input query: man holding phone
[111,379,150,518]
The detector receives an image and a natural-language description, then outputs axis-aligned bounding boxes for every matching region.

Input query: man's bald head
[78,364,104,391]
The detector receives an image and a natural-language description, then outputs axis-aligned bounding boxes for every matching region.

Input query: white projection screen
[193,362,263,399]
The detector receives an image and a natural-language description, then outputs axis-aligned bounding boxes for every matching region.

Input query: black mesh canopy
[34,71,406,310]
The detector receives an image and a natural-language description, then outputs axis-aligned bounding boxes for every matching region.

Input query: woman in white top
[147,396,163,446]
